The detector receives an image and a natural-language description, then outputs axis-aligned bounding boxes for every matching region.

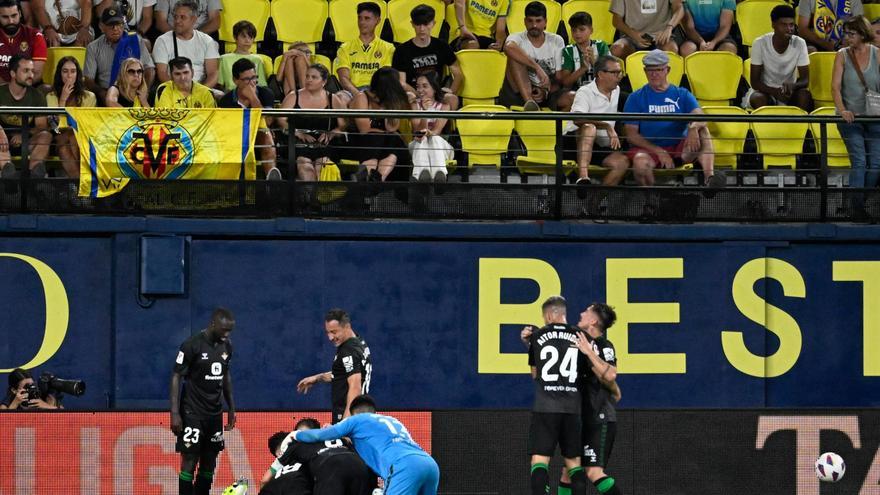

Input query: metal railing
[0,106,875,223]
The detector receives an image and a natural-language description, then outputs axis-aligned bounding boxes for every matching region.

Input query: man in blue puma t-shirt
[623,49,725,188]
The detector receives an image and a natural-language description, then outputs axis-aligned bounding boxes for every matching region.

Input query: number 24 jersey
[528,323,585,414]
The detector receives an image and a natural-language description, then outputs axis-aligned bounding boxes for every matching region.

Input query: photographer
[0,368,60,410]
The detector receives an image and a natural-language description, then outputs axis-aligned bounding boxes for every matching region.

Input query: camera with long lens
[21,383,40,407]
[38,372,86,398]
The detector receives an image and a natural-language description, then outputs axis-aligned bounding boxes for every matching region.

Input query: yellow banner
[66,108,260,198]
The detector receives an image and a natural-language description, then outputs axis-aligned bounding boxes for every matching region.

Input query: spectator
[154,55,215,108]
[275,41,311,97]
[623,49,723,187]
[84,4,155,104]
[336,2,395,99]
[0,0,46,83]
[872,17,880,47]
[279,63,345,182]
[610,0,685,59]
[502,1,567,111]
[564,55,629,186]
[559,12,610,92]
[797,0,863,52]
[218,58,279,180]
[392,4,462,109]
[0,55,51,179]
[105,57,150,106]
[96,0,155,37]
[217,20,268,92]
[747,5,812,111]
[344,67,410,182]
[47,56,95,178]
[0,369,60,410]
[679,0,737,56]
[33,0,93,47]
[152,0,219,88]
[410,73,453,183]
[19,0,33,26]
[831,16,880,199]
[154,0,219,36]
[453,0,508,50]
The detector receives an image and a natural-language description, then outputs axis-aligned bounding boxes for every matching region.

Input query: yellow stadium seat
[743,57,751,87]
[257,53,273,77]
[736,0,785,48]
[514,118,578,175]
[625,51,684,90]
[44,46,86,83]
[388,0,446,43]
[219,0,269,44]
[702,106,751,168]
[865,3,880,20]
[810,107,850,168]
[808,51,836,108]
[457,49,507,105]
[330,0,387,42]
[272,0,329,44]
[685,52,743,106]
[562,0,615,44]
[507,0,563,36]
[445,2,459,43]
[457,105,515,168]
[750,105,808,168]
[312,54,333,71]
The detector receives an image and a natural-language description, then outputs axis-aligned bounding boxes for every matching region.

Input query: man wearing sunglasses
[218,57,279,179]
[84,4,154,105]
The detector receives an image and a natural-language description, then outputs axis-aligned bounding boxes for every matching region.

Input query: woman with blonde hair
[831,15,880,211]
[106,57,150,107]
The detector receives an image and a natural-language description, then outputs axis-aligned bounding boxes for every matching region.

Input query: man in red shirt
[0,0,46,83]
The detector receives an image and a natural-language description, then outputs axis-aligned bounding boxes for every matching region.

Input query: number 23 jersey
[173,330,233,419]
[528,323,584,414]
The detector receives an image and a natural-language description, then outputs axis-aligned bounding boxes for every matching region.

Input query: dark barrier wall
[1,234,880,409]
[1,410,876,495]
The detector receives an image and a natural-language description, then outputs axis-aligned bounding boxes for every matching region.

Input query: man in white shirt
[154,0,220,35]
[152,0,218,88]
[565,55,629,186]
[747,4,812,111]
[501,1,566,110]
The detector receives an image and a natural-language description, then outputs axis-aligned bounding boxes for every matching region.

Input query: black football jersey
[331,335,372,423]
[528,323,584,414]
[278,436,356,473]
[173,330,233,419]
[263,460,312,495]
[580,335,618,423]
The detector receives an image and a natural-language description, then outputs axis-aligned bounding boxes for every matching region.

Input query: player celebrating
[559,303,623,495]
[526,296,588,495]
[270,417,377,494]
[259,431,313,495]
[170,307,237,495]
[297,308,373,423]
[292,395,440,495]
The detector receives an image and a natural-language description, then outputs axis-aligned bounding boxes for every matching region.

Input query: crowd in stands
[0,0,876,195]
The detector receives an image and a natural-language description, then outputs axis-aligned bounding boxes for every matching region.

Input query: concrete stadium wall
[0,216,879,410]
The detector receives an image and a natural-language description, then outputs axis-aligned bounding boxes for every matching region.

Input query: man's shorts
[619,26,686,49]
[175,414,225,454]
[452,34,497,50]
[313,452,377,495]
[528,412,582,458]
[562,131,622,165]
[627,138,689,166]
[385,453,440,495]
[581,421,617,468]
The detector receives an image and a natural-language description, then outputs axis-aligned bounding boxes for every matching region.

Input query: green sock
[595,476,620,494]
[558,482,572,495]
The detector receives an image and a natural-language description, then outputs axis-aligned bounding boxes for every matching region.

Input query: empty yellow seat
[507,0,562,36]
[626,51,684,90]
[736,0,785,49]
[685,51,743,106]
[562,0,615,44]
[272,0,329,45]
[457,105,515,168]
[750,105,808,168]
[702,106,751,169]
[457,49,507,106]
[388,0,446,43]
[514,117,578,175]
[810,107,850,168]
[808,51,836,107]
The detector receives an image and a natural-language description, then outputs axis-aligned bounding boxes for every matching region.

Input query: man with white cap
[623,49,724,188]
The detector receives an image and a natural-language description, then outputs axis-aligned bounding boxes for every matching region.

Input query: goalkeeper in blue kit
[292,395,440,495]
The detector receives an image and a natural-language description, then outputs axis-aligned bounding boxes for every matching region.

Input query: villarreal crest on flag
[66,108,261,197]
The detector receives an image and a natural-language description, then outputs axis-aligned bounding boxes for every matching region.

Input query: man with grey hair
[152,0,219,87]
[623,49,723,188]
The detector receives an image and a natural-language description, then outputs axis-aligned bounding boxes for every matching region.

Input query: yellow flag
[66,107,261,198]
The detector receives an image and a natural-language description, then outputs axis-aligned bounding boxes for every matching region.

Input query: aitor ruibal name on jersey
[528,323,584,414]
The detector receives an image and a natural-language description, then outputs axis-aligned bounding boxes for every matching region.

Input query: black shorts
[175,414,225,454]
[581,422,617,468]
[313,453,376,495]
[562,132,620,166]
[452,35,497,50]
[528,412,581,458]
[259,469,313,495]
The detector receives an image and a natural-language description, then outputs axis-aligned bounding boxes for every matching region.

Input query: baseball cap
[642,49,669,67]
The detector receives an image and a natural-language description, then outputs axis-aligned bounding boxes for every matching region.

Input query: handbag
[848,47,880,116]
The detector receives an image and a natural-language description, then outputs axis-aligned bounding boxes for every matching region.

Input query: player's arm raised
[576,332,618,386]
[222,371,236,431]
[297,371,332,393]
